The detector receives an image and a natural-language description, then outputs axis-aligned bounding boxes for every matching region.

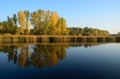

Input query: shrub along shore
[0,35,120,43]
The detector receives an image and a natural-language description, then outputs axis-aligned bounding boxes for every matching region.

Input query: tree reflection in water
[31,44,67,68]
[0,43,101,68]
[0,44,69,68]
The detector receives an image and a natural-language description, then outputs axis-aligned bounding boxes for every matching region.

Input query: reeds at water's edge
[0,35,120,43]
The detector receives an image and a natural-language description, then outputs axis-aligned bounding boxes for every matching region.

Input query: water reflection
[0,43,102,68]
[31,44,68,68]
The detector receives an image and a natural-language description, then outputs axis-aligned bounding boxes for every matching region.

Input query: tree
[0,9,110,36]
[44,11,51,35]
[50,12,59,26]
[18,11,26,35]
[31,10,46,35]
[59,17,68,35]
[2,21,9,34]
[83,27,90,36]
[24,11,30,35]
[13,14,17,27]
[37,9,45,35]
[31,11,38,35]
[7,17,17,34]
[56,17,68,35]
[49,12,59,35]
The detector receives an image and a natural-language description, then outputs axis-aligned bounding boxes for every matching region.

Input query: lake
[0,43,120,79]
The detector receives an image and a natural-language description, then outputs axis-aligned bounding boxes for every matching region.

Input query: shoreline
[0,35,119,43]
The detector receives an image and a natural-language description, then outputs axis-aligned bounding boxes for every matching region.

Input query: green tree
[56,17,68,35]
[44,11,51,35]
[2,21,9,34]
[13,14,17,27]
[83,27,90,36]
[60,17,68,35]
[7,17,17,34]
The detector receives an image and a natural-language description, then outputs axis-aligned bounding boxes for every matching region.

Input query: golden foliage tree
[50,12,59,26]
[18,11,26,35]
[49,12,59,35]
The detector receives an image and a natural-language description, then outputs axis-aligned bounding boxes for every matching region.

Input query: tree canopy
[0,9,109,36]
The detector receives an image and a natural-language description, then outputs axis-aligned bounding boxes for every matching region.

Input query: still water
[0,43,120,79]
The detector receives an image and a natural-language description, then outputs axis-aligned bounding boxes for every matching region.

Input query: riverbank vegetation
[0,9,109,36]
[0,9,120,43]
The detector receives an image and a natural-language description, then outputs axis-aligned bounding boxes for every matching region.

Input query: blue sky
[0,0,120,34]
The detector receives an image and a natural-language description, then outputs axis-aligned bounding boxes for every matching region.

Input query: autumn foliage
[0,9,109,36]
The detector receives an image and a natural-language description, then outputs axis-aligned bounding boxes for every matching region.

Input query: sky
[0,0,120,34]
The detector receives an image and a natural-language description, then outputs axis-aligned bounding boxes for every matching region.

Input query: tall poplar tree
[18,11,26,35]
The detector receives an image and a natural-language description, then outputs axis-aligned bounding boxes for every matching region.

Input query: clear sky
[0,0,120,34]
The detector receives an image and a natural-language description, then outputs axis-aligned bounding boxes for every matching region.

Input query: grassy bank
[0,35,120,43]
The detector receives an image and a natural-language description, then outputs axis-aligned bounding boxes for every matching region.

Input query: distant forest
[0,9,109,36]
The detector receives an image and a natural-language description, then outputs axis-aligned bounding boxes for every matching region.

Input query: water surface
[0,43,120,79]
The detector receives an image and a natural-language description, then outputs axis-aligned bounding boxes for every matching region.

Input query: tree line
[0,9,109,36]
[68,27,109,36]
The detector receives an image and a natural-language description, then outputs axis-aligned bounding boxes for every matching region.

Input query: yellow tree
[50,12,59,26]
[49,12,59,35]
[18,11,26,35]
